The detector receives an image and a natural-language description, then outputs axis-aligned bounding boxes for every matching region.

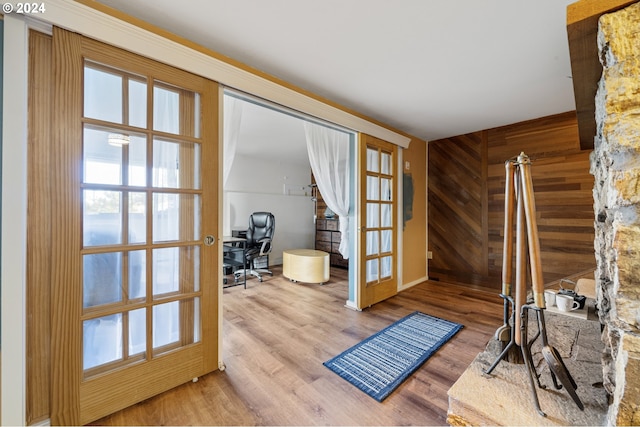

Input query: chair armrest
[257,237,272,256]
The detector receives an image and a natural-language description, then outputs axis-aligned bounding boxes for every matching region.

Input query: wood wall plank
[26,30,53,425]
[428,111,595,289]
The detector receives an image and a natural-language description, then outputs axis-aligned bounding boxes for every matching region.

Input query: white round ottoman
[283,249,330,285]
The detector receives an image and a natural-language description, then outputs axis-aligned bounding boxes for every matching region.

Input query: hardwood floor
[93,267,503,426]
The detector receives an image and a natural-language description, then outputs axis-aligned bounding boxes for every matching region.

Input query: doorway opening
[221,90,357,303]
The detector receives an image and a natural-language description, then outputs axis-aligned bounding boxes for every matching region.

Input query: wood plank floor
[93,266,503,426]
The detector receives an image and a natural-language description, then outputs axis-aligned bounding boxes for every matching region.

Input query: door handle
[204,235,216,246]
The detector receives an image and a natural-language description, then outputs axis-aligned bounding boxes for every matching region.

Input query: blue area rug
[323,311,463,401]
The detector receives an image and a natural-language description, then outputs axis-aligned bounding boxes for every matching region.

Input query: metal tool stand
[484,153,583,416]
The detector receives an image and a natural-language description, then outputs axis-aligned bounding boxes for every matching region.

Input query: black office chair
[235,212,275,282]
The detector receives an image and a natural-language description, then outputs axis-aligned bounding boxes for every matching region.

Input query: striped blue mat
[323,311,463,401]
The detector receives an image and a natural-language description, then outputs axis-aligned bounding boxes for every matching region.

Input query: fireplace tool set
[484,152,584,416]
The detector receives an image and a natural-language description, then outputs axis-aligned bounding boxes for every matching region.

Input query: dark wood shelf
[315,218,348,268]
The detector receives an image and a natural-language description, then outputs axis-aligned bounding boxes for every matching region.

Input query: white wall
[223,153,315,265]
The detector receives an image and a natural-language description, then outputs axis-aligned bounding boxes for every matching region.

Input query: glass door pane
[364,145,394,285]
[80,60,205,375]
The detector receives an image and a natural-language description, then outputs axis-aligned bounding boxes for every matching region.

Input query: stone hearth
[448,302,607,426]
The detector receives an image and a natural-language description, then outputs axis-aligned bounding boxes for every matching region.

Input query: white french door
[50,28,219,425]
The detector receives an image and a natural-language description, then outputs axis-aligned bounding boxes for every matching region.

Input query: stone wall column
[593,3,640,425]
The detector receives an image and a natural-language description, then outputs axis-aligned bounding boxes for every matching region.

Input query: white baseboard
[344,300,360,311]
[398,276,429,292]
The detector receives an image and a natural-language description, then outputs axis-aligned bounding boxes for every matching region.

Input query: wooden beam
[566,0,636,150]
[567,0,637,24]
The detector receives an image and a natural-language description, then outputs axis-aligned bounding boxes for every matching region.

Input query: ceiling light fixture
[108,133,131,147]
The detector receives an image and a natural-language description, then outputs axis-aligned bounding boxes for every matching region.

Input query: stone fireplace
[592,2,640,425]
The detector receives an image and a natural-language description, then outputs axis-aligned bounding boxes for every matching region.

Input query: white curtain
[223,95,244,187]
[304,122,351,258]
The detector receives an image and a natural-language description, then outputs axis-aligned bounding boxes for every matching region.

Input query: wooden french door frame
[49,28,219,425]
[357,134,398,309]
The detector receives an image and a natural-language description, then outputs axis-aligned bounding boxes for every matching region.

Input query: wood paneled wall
[428,112,595,289]
[428,131,488,286]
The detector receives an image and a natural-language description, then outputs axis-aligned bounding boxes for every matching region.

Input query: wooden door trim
[50,27,84,426]
[26,29,54,425]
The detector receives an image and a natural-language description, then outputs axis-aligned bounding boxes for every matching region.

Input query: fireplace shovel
[537,308,584,410]
[519,152,584,412]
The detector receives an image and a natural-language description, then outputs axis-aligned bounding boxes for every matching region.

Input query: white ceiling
[95,0,578,162]
[231,97,310,162]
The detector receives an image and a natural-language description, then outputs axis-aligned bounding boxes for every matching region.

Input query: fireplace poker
[495,159,516,343]
[485,159,523,374]
[485,160,518,375]
[514,163,545,415]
